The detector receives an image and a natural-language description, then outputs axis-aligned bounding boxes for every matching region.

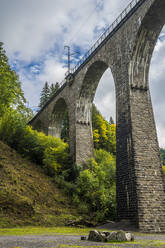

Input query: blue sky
[1,0,165,147]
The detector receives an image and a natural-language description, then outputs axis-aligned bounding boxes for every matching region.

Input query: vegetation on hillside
[0,110,70,174]
[0,105,116,223]
[0,141,79,227]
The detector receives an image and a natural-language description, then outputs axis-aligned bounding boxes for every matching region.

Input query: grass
[0,226,93,236]
[0,141,81,227]
[0,226,165,247]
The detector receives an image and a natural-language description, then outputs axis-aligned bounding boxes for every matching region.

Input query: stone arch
[130,0,165,91]
[77,60,115,124]
[48,97,69,140]
[74,60,116,164]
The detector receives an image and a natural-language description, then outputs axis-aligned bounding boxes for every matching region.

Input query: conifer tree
[49,82,59,97]
[109,116,114,125]
[39,82,60,109]
[39,82,50,108]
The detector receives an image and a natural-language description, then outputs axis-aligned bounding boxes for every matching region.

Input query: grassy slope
[0,141,80,227]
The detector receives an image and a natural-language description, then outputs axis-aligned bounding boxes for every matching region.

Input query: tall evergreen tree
[49,82,59,97]
[39,82,60,109]
[39,82,50,108]
[109,116,114,124]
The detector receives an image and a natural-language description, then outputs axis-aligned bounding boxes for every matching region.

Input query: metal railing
[64,0,145,77]
[30,0,146,123]
[55,0,145,90]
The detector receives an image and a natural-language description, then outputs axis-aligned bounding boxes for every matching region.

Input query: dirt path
[0,234,165,248]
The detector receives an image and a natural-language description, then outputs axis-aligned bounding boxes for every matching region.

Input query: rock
[107,231,117,242]
[125,232,134,241]
[88,230,106,242]
[81,236,87,240]
[102,231,110,237]
[88,230,134,243]
[106,230,134,242]
[116,230,127,241]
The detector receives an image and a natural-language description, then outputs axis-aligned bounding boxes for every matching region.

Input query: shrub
[74,149,116,221]
[0,110,70,175]
[0,109,26,147]
[43,142,69,176]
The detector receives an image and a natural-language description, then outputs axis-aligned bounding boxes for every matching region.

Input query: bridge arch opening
[77,60,116,217]
[149,24,165,151]
[94,68,116,125]
[77,60,116,157]
[79,60,116,121]
[93,66,116,155]
[49,98,69,142]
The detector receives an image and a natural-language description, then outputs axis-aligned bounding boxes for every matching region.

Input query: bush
[0,110,70,175]
[43,142,69,176]
[0,109,26,147]
[74,149,116,221]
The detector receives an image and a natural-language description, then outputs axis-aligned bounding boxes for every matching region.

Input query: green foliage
[0,42,26,117]
[43,141,69,176]
[160,148,165,166]
[109,116,114,125]
[0,109,70,174]
[0,109,26,147]
[49,82,60,97]
[39,82,59,109]
[92,105,116,154]
[73,149,116,221]
[39,82,50,109]
[0,226,93,236]
[162,166,165,176]
[61,110,69,143]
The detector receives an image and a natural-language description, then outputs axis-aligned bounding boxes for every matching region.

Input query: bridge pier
[115,55,165,232]
[74,122,94,165]
[69,98,94,165]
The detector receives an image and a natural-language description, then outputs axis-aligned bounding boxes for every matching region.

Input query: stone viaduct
[29,0,165,232]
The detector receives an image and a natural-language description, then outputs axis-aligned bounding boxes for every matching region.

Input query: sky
[0,0,165,147]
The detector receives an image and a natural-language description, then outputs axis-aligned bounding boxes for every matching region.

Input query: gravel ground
[0,234,165,248]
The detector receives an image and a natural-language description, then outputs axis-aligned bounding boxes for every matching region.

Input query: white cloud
[94,68,115,122]
[1,0,165,147]
[38,59,66,84]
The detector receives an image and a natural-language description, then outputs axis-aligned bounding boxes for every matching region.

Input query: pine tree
[49,82,59,97]
[109,116,114,124]
[39,82,50,108]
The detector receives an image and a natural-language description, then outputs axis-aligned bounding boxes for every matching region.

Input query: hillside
[0,141,80,227]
